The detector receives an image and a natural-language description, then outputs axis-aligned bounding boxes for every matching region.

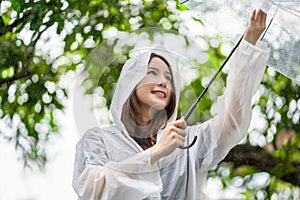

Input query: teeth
[152,91,165,97]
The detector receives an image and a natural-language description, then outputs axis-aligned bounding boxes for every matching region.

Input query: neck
[138,104,162,126]
[137,110,151,126]
[135,103,150,125]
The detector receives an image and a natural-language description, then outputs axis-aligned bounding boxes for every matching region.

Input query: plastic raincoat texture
[72,40,270,200]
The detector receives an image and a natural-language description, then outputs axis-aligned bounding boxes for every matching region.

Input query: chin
[149,104,166,112]
[148,104,168,119]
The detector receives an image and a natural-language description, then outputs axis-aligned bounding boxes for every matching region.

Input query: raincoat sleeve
[72,128,162,200]
[190,39,270,170]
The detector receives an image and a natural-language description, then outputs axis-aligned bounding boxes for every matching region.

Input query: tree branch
[223,143,300,187]
[0,10,32,36]
[22,28,45,74]
[0,72,32,86]
[0,28,46,86]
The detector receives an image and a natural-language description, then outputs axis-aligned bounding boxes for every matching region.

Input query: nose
[156,74,168,88]
[158,81,167,88]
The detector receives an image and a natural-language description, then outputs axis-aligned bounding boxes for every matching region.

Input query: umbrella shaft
[184,35,244,121]
[261,18,273,41]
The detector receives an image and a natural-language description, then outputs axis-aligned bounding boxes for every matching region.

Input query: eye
[165,76,172,81]
[147,70,157,75]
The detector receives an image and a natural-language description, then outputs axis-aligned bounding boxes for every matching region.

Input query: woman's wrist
[150,145,163,164]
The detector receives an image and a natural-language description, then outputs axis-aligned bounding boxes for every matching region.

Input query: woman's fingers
[169,132,185,148]
[255,10,262,25]
[244,9,267,45]
[168,126,187,137]
[170,130,186,140]
[261,10,267,27]
[251,10,256,22]
[168,118,187,130]
[255,9,267,29]
[161,119,187,148]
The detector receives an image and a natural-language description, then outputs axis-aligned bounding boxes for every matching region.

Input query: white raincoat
[72,40,270,200]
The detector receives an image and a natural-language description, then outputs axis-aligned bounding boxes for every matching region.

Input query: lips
[151,90,166,98]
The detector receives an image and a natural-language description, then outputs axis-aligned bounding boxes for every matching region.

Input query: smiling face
[135,56,173,119]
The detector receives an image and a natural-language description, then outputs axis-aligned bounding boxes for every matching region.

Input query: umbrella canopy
[182,0,300,84]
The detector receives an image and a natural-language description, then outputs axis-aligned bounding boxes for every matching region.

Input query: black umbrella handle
[179,136,198,149]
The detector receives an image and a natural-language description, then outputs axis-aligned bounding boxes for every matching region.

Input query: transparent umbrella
[178,0,300,149]
[181,0,300,85]
[178,0,300,196]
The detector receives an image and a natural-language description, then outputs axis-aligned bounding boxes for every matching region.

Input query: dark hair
[149,53,170,67]
[121,53,177,150]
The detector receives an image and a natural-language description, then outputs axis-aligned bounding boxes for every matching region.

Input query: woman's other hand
[243,9,267,45]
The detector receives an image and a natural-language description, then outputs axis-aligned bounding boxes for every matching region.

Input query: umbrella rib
[181,0,190,4]
[280,0,300,1]
[270,2,300,17]
[261,18,274,40]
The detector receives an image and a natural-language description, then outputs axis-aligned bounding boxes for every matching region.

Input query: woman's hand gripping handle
[150,119,187,164]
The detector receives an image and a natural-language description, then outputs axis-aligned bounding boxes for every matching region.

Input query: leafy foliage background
[0,0,299,199]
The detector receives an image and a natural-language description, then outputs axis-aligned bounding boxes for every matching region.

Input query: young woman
[72,10,270,200]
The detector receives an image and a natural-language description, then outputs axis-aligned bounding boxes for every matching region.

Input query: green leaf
[11,0,21,12]
[0,16,5,29]
[30,18,40,31]
[178,4,189,11]
[192,17,204,26]
[57,20,64,34]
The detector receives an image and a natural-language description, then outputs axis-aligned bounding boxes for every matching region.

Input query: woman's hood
[110,47,181,135]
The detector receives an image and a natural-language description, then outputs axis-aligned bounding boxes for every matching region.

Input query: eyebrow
[148,66,171,75]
